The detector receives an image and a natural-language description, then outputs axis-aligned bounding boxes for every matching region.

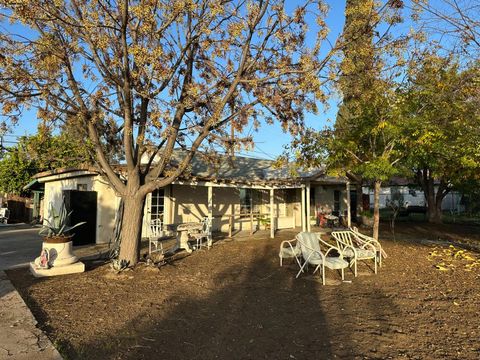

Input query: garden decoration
[31,199,87,277]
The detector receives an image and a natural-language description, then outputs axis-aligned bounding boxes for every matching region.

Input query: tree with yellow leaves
[0,0,334,265]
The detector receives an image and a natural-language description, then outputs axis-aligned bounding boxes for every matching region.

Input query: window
[239,188,260,215]
[151,189,165,221]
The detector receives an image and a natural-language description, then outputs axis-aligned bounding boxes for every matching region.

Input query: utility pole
[0,127,5,159]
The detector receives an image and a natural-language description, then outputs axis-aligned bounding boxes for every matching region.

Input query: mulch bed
[7,222,480,360]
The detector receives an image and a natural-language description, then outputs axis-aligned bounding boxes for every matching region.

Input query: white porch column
[164,185,171,231]
[301,186,306,232]
[346,181,351,228]
[270,188,275,239]
[207,185,213,246]
[306,182,311,232]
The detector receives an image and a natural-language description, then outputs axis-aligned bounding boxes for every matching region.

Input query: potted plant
[34,199,86,268]
[40,200,86,243]
[360,210,374,227]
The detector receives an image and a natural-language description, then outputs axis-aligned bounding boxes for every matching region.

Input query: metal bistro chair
[148,218,164,255]
[190,217,212,250]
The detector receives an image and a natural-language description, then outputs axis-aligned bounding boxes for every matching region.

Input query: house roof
[31,150,346,187]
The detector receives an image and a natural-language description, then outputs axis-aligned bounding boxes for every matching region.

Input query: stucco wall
[92,177,119,244]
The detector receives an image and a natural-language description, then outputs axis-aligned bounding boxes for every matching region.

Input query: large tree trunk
[118,191,146,266]
[418,169,448,224]
[372,180,381,240]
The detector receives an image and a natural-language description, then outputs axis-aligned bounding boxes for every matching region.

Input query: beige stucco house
[32,152,355,245]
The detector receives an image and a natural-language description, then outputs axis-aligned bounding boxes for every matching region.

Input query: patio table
[170,222,203,253]
[324,214,339,228]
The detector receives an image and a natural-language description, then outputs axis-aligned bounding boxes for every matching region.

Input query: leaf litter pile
[428,245,480,272]
[7,222,480,360]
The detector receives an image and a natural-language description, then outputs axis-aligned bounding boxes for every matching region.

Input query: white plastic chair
[148,218,164,255]
[331,230,379,277]
[295,232,349,285]
[279,238,302,268]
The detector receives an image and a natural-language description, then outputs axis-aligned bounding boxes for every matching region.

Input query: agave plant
[39,199,86,237]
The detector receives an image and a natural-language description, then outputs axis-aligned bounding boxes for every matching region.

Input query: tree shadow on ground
[10,233,403,359]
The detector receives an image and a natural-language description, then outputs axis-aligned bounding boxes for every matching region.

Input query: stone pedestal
[30,240,85,277]
[30,261,85,277]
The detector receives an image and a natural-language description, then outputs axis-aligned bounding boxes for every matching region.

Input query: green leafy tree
[285,0,406,240]
[399,54,480,223]
[0,126,93,194]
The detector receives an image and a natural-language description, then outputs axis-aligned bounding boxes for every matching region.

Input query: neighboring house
[30,151,355,245]
[363,178,464,213]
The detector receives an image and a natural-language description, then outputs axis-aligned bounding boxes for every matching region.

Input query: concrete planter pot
[30,234,84,277]
[361,215,374,227]
[37,236,79,267]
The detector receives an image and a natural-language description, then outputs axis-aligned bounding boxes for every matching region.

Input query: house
[30,151,356,245]
[363,177,465,213]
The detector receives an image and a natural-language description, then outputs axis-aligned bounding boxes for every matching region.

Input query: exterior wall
[92,177,119,244]
[171,185,209,224]
[312,185,348,213]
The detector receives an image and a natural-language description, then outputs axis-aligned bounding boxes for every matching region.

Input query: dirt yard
[7,222,480,360]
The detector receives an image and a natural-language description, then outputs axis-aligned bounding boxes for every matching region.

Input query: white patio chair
[148,218,164,255]
[278,238,302,268]
[331,230,378,277]
[350,227,387,265]
[295,232,349,285]
[190,217,212,250]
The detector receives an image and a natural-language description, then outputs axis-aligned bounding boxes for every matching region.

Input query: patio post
[208,185,213,245]
[270,188,275,238]
[346,181,351,228]
[164,185,171,225]
[306,182,311,232]
[301,186,306,232]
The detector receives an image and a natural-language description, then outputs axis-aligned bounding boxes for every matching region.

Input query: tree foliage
[0,126,92,195]
[398,54,480,222]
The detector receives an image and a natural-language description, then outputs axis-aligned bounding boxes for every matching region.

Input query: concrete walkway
[0,271,62,359]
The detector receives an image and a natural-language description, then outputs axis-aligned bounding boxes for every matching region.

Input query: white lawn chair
[295,232,349,285]
[279,238,302,268]
[331,230,379,277]
[190,217,212,250]
[350,227,387,265]
[148,218,164,255]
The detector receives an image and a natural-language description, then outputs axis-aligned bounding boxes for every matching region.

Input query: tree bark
[118,192,146,266]
[372,180,381,241]
[419,170,447,224]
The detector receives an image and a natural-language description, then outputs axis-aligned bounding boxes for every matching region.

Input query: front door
[63,190,97,246]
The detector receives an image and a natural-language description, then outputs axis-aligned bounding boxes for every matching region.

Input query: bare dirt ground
[7,222,480,360]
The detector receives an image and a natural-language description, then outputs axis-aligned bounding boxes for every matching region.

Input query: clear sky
[2,1,353,159]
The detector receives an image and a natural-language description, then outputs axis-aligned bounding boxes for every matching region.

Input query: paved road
[0,225,43,270]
